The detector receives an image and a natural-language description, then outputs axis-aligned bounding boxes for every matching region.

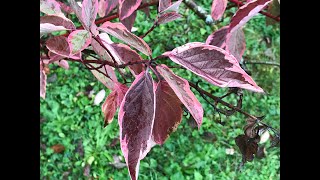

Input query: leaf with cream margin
[121,11,137,32]
[98,22,152,56]
[46,36,81,59]
[161,0,182,14]
[82,0,98,29]
[159,0,171,13]
[40,24,68,38]
[152,80,183,144]
[229,0,272,33]
[225,27,246,62]
[119,0,142,20]
[90,64,117,90]
[40,15,75,29]
[67,30,92,55]
[156,64,203,128]
[40,0,63,16]
[111,43,145,76]
[205,26,228,48]
[162,42,264,93]
[211,0,228,20]
[118,71,155,180]
[98,0,118,17]
[157,12,182,24]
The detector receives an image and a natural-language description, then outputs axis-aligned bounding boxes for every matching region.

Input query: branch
[228,0,280,22]
[140,23,157,38]
[183,0,214,25]
[245,61,280,67]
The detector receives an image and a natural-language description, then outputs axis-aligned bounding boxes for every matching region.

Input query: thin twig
[140,23,157,38]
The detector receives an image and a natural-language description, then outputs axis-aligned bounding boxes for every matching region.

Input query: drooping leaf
[159,0,171,13]
[90,64,117,90]
[119,0,142,20]
[226,27,246,62]
[235,134,259,163]
[40,15,76,30]
[156,64,203,128]
[205,26,229,48]
[40,67,47,99]
[118,71,155,180]
[67,30,92,55]
[91,38,114,63]
[266,0,280,26]
[121,11,137,31]
[82,0,99,29]
[157,12,182,24]
[152,80,183,145]
[111,43,145,76]
[229,0,272,33]
[161,0,182,14]
[102,90,117,125]
[46,36,81,59]
[162,42,264,92]
[98,22,152,55]
[211,0,228,20]
[40,0,63,16]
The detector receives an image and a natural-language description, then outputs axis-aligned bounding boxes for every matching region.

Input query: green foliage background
[40,1,280,179]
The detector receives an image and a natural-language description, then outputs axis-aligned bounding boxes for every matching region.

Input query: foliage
[40,0,280,179]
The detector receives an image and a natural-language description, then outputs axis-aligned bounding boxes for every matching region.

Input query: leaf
[156,64,203,128]
[46,36,81,59]
[266,0,280,26]
[99,22,152,55]
[121,11,137,32]
[205,26,229,48]
[91,33,115,63]
[111,43,145,76]
[114,82,129,105]
[162,42,264,93]
[51,144,65,153]
[226,28,246,62]
[40,0,63,16]
[118,71,155,180]
[55,60,69,70]
[159,0,171,13]
[98,0,107,17]
[106,0,119,16]
[235,134,259,163]
[102,90,117,125]
[40,68,47,99]
[82,0,99,30]
[40,24,68,38]
[211,0,228,20]
[40,15,76,30]
[229,0,272,33]
[90,64,117,90]
[152,80,183,145]
[67,30,92,55]
[157,12,182,24]
[94,89,106,105]
[161,0,182,14]
[119,0,142,20]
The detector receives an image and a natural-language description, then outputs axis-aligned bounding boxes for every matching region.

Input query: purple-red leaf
[90,64,117,90]
[40,23,68,38]
[46,36,81,59]
[156,64,203,128]
[120,11,137,31]
[118,71,155,180]
[205,26,229,48]
[159,0,171,13]
[161,0,182,14]
[98,0,107,17]
[157,12,182,24]
[82,0,99,29]
[119,0,142,20]
[40,68,47,99]
[40,0,63,16]
[98,22,152,56]
[229,0,272,33]
[211,0,228,20]
[40,15,76,30]
[102,90,117,125]
[111,43,145,76]
[226,28,246,62]
[114,82,129,106]
[91,39,114,63]
[152,80,183,145]
[162,42,263,92]
[67,30,92,55]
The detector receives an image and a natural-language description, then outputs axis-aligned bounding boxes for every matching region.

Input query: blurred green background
[40,1,280,179]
